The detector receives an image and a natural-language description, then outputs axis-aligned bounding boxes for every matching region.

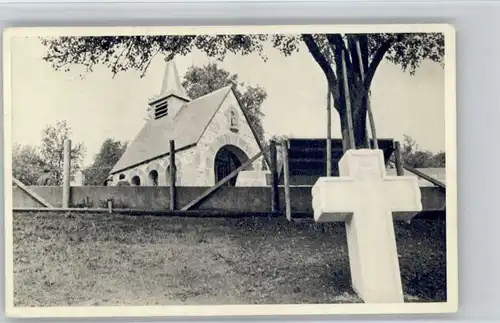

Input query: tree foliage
[39,120,86,185]
[12,143,46,185]
[180,63,267,147]
[401,135,445,168]
[40,32,444,148]
[83,139,127,185]
[12,121,86,185]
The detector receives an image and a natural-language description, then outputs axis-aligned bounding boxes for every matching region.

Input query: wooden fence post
[356,40,378,150]
[270,140,279,212]
[107,198,113,214]
[282,139,291,221]
[326,85,332,176]
[62,139,71,208]
[394,141,404,176]
[341,49,356,150]
[170,140,177,210]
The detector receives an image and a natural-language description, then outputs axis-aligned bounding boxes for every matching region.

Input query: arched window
[148,170,159,186]
[119,174,126,180]
[131,176,141,186]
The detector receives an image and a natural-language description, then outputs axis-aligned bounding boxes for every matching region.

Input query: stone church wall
[110,148,196,187]
[194,90,264,186]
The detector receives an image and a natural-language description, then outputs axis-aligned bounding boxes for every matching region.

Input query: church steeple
[148,59,191,120]
[160,59,190,100]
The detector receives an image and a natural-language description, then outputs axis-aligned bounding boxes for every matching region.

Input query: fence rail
[12,177,54,208]
[181,146,269,211]
[391,140,446,190]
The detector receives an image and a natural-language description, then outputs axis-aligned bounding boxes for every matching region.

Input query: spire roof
[159,59,190,101]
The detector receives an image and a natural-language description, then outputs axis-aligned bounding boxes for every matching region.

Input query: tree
[178,63,267,147]
[12,143,45,185]
[39,120,86,185]
[83,139,127,185]
[400,134,445,168]
[40,32,444,149]
[430,151,445,167]
[12,121,86,185]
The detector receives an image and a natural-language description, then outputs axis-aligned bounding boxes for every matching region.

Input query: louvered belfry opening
[148,59,191,121]
[154,101,169,119]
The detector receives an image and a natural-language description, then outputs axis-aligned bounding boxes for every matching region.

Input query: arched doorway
[214,145,249,186]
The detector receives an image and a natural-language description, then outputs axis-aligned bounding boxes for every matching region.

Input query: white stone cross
[312,149,422,303]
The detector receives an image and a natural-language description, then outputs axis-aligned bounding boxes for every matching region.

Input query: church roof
[110,85,233,174]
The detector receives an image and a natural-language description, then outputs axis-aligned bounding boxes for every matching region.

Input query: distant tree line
[13,120,86,185]
[400,134,445,168]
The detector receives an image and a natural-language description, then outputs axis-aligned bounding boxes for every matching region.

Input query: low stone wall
[12,185,445,213]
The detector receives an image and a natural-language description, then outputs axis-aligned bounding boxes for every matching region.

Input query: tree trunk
[334,62,369,150]
[338,102,369,150]
[353,96,369,149]
[337,108,349,152]
[327,35,384,151]
[333,48,350,152]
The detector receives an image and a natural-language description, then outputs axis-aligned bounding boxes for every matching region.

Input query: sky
[9,36,445,167]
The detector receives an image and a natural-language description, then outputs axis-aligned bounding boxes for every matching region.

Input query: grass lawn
[12,212,446,306]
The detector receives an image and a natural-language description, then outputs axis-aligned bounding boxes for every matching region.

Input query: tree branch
[346,35,361,77]
[140,47,160,78]
[364,35,402,91]
[111,40,134,77]
[355,35,403,108]
[301,34,339,102]
[326,34,355,72]
[326,34,358,99]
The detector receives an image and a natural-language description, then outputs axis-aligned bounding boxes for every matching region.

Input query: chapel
[107,59,267,187]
